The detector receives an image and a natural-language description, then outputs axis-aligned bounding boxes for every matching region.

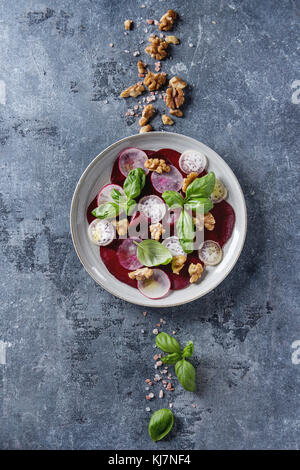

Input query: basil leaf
[182,341,193,358]
[175,359,196,392]
[185,171,216,199]
[161,352,182,365]
[156,332,181,354]
[135,240,172,267]
[123,168,146,199]
[162,191,184,209]
[176,210,194,253]
[125,198,137,216]
[149,408,174,442]
[184,197,213,214]
[91,202,120,219]
[111,189,126,204]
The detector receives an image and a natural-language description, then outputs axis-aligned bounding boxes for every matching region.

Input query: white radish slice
[138,269,171,299]
[151,165,183,193]
[210,179,228,203]
[138,195,166,223]
[162,236,184,256]
[179,149,207,174]
[88,219,115,246]
[118,147,149,177]
[97,184,125,206]
[198,240,223,266]
[117,238,143,270]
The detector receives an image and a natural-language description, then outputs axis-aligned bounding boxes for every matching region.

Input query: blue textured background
[0,0,299,450]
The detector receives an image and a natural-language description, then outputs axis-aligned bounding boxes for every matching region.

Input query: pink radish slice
[117,237,143,270]
[138,269,171,299]
[162,236,184,256]
[151,165,183,193]
[179,149,207,174]
[97,184,125,206]
[138,195,166,223]
[88,219,115,246]
[118,147,149,177]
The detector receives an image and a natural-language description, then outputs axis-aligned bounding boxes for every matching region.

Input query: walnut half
[145,36,168,60]
[169,76,187,89]
[193,212,216,231]
[150,222,165,241]
[139,124,152,133]
[171,255,187,275]
[188,263,203,283]
[144,70,167,91]
[166,86,184,109]
[144,158,170,174]
[182,172,198,193]
[139,104,155,127]
[128,267,153,281]
[159,9,177,31]
[120,82,145,98]
[162,114,174,126]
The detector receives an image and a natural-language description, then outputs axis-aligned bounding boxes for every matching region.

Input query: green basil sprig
[92,168,145,218]
[156,332,196,392]
[149,408,174,442]
[162,172,215,253]
[133,240,172,267]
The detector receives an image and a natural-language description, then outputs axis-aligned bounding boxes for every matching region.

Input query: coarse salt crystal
[153,328,159,335]
[159,390,164,398]
[146,407,151,412]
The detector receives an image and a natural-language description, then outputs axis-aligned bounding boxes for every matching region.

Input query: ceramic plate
[70,132,247,307]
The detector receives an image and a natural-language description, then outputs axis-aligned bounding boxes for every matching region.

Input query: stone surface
[0,0,299,450]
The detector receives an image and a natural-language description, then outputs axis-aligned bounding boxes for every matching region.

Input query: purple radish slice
[162,236,185,256]
[88,219,115,246]
[179,149,207,174]
[138,195,166,223]
[117,237,143,270]
[97,183,125,206]
[118,147,149,177]
[138,269,171,299]
[198,240,223,266]
[151,165,183,193]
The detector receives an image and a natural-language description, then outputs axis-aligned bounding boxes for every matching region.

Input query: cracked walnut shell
[128,267,153,281]
[145,36,168,60]
[120,82,145,98]
[182,172,198,193]
[144,158,170,174]
[139,104,155,127]
[150,222,165,241]
[166,86,184,109]
[171,255,187,275]
[144,70,167,91]
[159,9,177,31]
[188,263,203,283]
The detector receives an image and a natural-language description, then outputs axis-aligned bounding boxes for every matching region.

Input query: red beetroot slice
[117,237,143,270]
[118,147,149,177]
[205,200,235,247]
[151,165,183,193]
[163,254,203,290]
[155,148,181,171]
[97,183,125,206]
[100,240,137,288]
[138,269,171,299]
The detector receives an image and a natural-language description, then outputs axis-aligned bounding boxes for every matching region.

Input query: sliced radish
[162,208,181,226]
[162,236,184,256]
[138,269,171,299]
[198,240,223,266]
[179,149,207,174]
[138,195,166,223]
[117,237,143,270]
[118,147,149,177]
[210,179,228,203]
[151,165,183,193]
[97,183,125,206]
[88,219,115,246]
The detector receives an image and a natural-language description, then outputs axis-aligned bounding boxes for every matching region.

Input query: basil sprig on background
[149,408,174,442]
[156,332,196,392]
[92,168,145,218]
[162,172,216,253]
[133,239,172,267]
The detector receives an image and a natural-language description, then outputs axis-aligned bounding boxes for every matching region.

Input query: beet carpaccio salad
[87,147,235,299]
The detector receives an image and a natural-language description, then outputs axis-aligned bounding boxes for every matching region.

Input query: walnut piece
[116,219,129,236]
[166,86,184,109]
[171,255,187,275]
[137,60,146,75]
[150,222,165,241]
[144,70,167,91]
[170,109,183,117]
[169,76,187,89]
[144,158,170,174]
[159,9,177,31]
[193,212,216,231]
[182,172,198,193]
[162,114,174,125]
[128,267,153,281]
[145,36,168,60]
[139,124,152,133]
[165,35,180,44]
[124,19,133,30]
[139,104,155,126]
[120,82,145,98]
[188,263,203,283]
